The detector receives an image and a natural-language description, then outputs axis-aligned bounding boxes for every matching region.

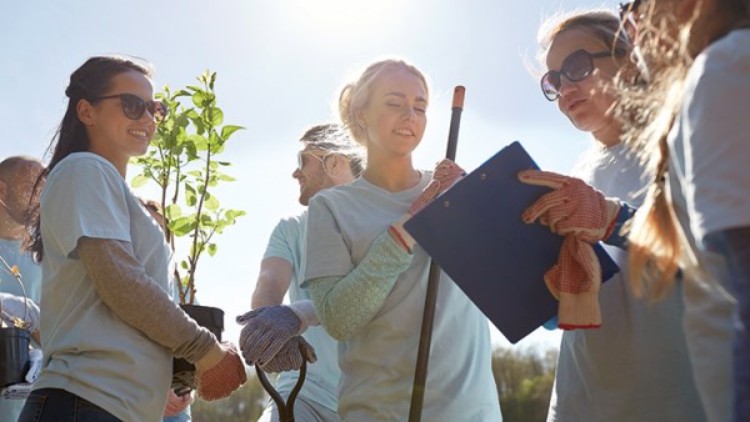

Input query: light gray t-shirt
[305,173,501,421]
[263,212,340,412]
[35,152,173,422]
[547,142,705,422]
[665,28,750,422]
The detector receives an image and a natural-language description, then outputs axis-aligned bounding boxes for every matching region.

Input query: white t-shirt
[263,212,340,412]
[305,173,501,421]
[665,28,750,422]
[35,152,173,422]
[547,142,705,422]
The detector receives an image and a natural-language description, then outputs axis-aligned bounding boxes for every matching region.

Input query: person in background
[0,156,44,421]
[238,122,363,421]
[19,55,246,422]
[524,9,704,422]
[302,58,502,420]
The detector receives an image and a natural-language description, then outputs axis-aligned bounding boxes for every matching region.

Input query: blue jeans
[18,388,121,422]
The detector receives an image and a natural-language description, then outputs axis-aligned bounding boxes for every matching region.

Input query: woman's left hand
[164,388,193,417]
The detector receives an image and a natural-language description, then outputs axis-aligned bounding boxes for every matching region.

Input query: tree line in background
[191,346,558,422]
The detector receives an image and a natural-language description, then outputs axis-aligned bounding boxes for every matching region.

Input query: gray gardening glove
[260,336,317,373]
[0,292,40,333]
[237,301,317,367]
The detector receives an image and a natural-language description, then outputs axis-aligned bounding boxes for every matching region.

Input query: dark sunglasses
[540,49,622,101]
[92,93,168,122]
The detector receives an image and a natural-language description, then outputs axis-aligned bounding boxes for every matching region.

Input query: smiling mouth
[393,128,415,137]
[128,129,150,139]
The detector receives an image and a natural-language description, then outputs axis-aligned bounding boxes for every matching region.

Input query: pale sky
[2,0,623,352]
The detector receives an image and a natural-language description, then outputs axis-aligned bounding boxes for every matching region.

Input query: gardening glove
[545,235,602,329]
[164,388,194,417]
[260,335,317,373]
[195,342,247,401]
[236,301,317,367]
[0,348,43,400]
[389,159,466,252]
[518,170,621,243]
[0,292,40,333]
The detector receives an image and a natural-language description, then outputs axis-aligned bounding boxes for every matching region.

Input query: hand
[390,159,466,252]
[195,342,247,401]
[518,170,621,242]
[260,336,317,373]
[545,235,602,329]
[236,305,305,367]
[0,292,40,333]
[0,348,43,400]
[25,348,42,383]
[164,388,194,417]
[408,159,466,215]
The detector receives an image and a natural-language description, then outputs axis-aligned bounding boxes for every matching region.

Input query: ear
[325,154,350,179]
[355,109,367,130]
[76,98,96,126]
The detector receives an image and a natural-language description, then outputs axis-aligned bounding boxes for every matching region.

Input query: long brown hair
[620,0,750,297]
[24,56,152,261]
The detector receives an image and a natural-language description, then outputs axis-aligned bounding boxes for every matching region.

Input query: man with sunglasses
[238,123,363,422]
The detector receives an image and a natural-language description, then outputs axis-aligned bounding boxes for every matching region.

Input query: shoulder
[271,213,306,237]
[689,29,750,92]
[48,152,122,182]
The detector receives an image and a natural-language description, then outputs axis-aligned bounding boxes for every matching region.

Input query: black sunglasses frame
[91,93,168,122]
[540,49,621,102]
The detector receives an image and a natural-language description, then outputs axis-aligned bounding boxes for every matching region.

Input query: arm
[251,257,293,308]
[76,236,218,363]
[306,230,413,340]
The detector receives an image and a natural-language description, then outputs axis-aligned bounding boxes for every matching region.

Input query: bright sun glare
[287,0,403,44]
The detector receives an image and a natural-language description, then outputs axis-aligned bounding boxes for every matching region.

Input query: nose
[558,76,578,98]
[402,106,417,121]
[292,167,302,179]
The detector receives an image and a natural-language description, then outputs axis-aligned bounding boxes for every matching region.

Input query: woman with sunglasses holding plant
[525,10,704,422]
[20,56,246,422]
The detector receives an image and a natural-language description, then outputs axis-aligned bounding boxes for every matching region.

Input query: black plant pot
[172,304,224,391]
[0,327,30,388]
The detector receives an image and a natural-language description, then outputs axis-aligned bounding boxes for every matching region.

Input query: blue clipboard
[404,141,619,344]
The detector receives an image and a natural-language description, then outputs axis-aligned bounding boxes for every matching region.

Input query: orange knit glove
[518,170,620,242]
[545,236,602,329]
[195,342,247,401]
[389,159,466,252]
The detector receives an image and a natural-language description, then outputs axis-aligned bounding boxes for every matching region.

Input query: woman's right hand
[194,342,247,401]
[518,170,621,242]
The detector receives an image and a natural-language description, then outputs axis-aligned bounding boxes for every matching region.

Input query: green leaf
[207,107,224,127]
[192,91,207,108]
[131,174,149,188]
[207,243,217,257]
[220,125,244,140]
[185,184,197,207]
[169,216,194,237]
[204,194,220,211]
[165,203,182,220]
